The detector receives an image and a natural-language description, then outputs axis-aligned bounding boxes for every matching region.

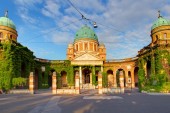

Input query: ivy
[0,43,35,90]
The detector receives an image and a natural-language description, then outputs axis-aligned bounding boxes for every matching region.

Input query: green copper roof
[74,25,98,42]
[0,16,16,30]
[151,16,170,30]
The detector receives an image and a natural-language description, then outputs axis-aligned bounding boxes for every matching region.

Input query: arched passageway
[116,69,125,87]
[107,70,113,87]
[82,68,91,84]
[61,71,67,87]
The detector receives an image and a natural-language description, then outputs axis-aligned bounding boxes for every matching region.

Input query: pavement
[1,89,170,113]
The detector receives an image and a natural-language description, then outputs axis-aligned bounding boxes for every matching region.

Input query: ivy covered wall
[0,42,35,90]
[138,46,170,92]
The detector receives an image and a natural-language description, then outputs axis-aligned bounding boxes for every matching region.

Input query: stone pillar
[52,72,57,94]
[29,72,35,94]
[75,72,80,94]
[98,71,103,94]
[113,71,117,87]
[101,66,103,72]
[79,66,82,88]
[131,69,135,88]
[90,73,92,84]
[125,70,128,87]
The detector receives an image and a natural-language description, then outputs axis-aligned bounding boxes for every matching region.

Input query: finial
[158,10,161,18]
[5,10,8,17]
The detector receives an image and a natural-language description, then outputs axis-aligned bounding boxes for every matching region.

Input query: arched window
[0,32,2,38]
[76,44,78,51]
[85,43,88,50]
[164,33,167,39]
[10,35,12,40]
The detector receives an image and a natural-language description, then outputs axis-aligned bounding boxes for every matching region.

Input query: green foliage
[102,72,108,88]
[0,43,35,90]
[138,49,170,92]
[92,66,96,85]
[12,77,27,88]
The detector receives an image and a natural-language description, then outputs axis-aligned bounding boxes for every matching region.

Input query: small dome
[0,16,16,30]
[151,16,170,30]
[74,25,98,42]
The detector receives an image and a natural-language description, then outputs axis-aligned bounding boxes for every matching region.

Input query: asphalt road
[0,92,170,113]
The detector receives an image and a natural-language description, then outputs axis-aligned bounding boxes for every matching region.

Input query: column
[113,71,117,87]
[98,71,103,94]
[90,73,92,84]
[131,69,135,88]
[29,72,35,94]
[79,66,82,88]
[125,70,128,87]
[52,72,57,94]
[75,72,80,94]
[101,66,103,72]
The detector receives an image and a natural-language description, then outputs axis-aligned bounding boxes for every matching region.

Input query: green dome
[0,17,16,30]
[74,25,98,42]
[151,16,170,30]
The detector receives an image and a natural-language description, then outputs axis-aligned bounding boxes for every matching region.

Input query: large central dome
[74,25,98,42]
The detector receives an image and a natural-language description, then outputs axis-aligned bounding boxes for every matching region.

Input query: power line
[21,18,82,43]
[67,0,84,18]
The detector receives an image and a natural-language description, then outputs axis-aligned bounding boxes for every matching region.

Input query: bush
[12,77,28,89]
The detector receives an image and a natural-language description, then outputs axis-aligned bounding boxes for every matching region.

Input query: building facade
[0,11,170,92]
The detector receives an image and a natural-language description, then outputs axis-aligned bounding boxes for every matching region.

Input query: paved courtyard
[0,91,170,113]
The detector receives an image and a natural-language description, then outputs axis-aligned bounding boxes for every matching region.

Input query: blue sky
[0,0,170,60]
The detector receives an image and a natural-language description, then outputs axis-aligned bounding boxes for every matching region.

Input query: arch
[60,71,67,87]
[116,69,125,87]
[82,68,91,84]
[134,67,139,87]
[107,69,113,87]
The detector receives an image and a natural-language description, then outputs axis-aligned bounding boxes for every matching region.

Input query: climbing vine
[0,43,35,91]
[138,47,170,92]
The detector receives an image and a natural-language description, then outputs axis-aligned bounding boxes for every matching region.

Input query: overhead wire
[20,18,83,43]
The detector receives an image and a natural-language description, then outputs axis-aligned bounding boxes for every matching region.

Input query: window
[85,43,88,50]
[0,32,2,38]
[164,33,167,39]
[10,35,12,40]
[76,44,78,51]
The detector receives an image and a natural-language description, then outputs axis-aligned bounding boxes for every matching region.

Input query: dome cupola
[0,11,16,30]
[151,11,170,30]
[74,25,98,42]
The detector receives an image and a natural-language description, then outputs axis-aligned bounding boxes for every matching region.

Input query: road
[0,92,170,113]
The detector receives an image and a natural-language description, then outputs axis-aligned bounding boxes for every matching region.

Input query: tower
[151,11,170,46]
[0,11,18,43]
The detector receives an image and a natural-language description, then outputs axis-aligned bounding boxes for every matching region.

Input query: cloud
[13,0,170,59]
[41,0,62,18]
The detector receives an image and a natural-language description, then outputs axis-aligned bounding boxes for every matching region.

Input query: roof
[74,25,98,42]
[0,16,16,30]
[151,16,170,30]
